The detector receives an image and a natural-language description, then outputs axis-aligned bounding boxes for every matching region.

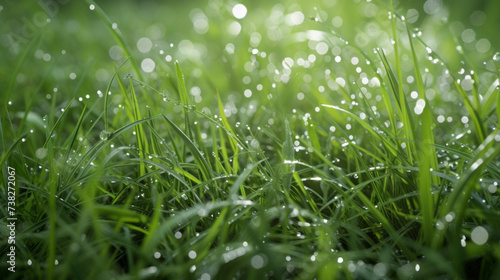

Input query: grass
[1,0,500,279]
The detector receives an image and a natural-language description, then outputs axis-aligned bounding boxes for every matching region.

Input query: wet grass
[1,0,500,279]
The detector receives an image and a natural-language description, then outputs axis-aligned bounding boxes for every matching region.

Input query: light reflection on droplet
[141,58,155,73]
[316,42,328,55]
[137,37,153,53]
[251,254,265,269]
[374,263,387,276]
[471,226,488,245]
[232,4,247,19]
[188,250,197,259]
[414,99,426,115]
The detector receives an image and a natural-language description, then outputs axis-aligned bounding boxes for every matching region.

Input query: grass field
[1,0,500,279]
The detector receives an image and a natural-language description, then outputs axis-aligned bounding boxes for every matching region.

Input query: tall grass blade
[407,25,438,245]
[162,115,213,182]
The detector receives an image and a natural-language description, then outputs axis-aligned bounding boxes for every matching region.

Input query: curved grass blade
[162,115,213,182]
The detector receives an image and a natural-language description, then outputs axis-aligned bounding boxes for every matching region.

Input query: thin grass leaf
[407,24,437,245]
[162,115,213,182]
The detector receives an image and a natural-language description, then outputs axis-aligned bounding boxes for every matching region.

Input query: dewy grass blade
[129,77,150,177]
[162,115,213,182]
[217,90,239,173]
[407,24,438,245]
[435,130,500,242]
[322,104,398,157]
[377,49,415,163]
[63,105,87,166]
[105,58,131,130]
[42,98,75,148]
[175,61,193,139]
[453,80,486,144]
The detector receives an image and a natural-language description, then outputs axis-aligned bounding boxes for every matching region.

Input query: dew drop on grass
[99,130,111,141]
[414,99,426,115]
[445,212,455,222]
[493,52,500,62]
[36,148,48,159]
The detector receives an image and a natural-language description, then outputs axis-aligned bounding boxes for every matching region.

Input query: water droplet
[471,226,488,245]
[493,52,500,62]
[174,231,182,239]
[36,148,48,159]
[99,130,111,141]
[137,37,153,53]
[251,254,266,269]
[188,250,197,259]
[232,4,247,19]
[414,99,426,115]
[141,58,155,73]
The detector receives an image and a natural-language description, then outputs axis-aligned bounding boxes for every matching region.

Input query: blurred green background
[2,0,499,133]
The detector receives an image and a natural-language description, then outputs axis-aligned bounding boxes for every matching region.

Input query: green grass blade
[162,115,213,182]
[453,80,486,144]
[407,24,438,245]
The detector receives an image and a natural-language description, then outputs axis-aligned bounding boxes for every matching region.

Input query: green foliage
[1,0,499,279]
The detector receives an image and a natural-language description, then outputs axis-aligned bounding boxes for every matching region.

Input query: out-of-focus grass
[1,0,499,279]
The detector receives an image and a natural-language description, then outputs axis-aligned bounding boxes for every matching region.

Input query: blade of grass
[105,58,131,130]
[433,129,500,249]
[217,90,240,173]
[453,79,486,144]
[407,24,438,245]
[162,115,213,182]
[175,61,193,139]
[129,77,150,177]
